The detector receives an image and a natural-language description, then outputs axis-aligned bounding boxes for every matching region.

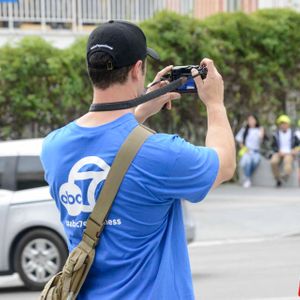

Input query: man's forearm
[205,104,236,182]
[134,109,147,124]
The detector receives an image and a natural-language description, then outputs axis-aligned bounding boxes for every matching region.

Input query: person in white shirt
[236,114,264,188]
[271,115,300,187]
[296,119,300,185]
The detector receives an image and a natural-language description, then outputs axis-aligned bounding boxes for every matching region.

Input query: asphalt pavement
[187,184,300,300]
[190,235,300,300]
[187,184,300,243]
[0,184,299,300]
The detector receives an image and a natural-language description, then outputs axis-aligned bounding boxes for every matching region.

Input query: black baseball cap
[87,20,160,70]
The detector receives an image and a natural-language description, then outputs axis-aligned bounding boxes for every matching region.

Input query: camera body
[169,65,208,93]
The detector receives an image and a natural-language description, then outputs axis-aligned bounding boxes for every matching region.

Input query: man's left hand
[135,65,181,123]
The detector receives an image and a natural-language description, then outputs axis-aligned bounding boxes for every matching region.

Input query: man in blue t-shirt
[41,21,236,300]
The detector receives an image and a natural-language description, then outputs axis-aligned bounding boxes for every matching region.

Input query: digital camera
[167,65,208,93]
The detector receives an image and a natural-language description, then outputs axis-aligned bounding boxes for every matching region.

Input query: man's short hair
[87,52,145,90]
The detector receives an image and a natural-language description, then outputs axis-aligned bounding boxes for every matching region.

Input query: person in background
[270,115,300,187]
[296,119,300,185]
[236,114,264,188]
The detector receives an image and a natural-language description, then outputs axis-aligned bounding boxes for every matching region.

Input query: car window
[0,156,17,190]
[0,158,5,188]
[16,156,47,190]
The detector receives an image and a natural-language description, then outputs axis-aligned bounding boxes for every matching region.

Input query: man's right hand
[191,58,224,107]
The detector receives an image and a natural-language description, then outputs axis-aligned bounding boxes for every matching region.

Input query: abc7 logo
[59,156,110,216]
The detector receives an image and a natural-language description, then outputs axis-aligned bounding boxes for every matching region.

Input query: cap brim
[147,47,160,61]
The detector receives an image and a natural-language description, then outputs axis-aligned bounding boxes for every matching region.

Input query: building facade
[259,0,300,10]
[193,0,258,19]
[0,0,298,33]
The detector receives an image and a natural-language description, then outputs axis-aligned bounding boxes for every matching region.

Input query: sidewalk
[208,184,299,201]
[186,184,300,244]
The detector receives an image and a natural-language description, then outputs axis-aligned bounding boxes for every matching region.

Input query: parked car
[0,138,195,290]
[0,139,68,291]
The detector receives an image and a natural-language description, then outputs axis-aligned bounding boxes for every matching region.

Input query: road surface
[1,184,299,299]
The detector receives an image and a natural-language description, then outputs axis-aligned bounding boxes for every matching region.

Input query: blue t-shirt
[40,113,219,300]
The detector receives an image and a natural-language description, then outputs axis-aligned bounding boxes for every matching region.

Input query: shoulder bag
[39,124,154,300]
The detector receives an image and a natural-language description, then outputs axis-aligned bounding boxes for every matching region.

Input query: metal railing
[0,0,194,31]
[1,0,299,32]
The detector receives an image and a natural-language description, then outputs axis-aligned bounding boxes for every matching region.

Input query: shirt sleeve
[156,136,219,203]
[235,127,245,144]
[40,136,52,184]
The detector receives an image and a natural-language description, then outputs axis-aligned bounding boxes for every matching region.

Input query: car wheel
[14,228,68,291]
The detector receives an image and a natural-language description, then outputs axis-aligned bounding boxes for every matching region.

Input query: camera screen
[176,77,197,93]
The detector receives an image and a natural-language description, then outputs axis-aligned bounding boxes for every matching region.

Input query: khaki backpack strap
[82,124,154,248]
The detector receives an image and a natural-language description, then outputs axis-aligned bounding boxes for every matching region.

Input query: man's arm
[192,58,236,188]
[135,58,236,188]
[206,105,236,188]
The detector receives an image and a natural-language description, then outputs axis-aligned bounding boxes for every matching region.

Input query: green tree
[0,9,299,141]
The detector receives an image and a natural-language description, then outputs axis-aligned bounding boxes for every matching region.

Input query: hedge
[0,9,299,141]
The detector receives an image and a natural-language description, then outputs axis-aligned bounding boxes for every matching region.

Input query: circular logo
[58,156,110,216]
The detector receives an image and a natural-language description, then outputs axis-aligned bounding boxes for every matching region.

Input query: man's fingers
[191,68,204,87]
[200,58,214,71]
[168,92,181,101]
[166,101,172,110]
[200,58,221,78]
[162,92,180,111]
[153,65,173,81]
[147,79,168,91]
[160,92,180,108]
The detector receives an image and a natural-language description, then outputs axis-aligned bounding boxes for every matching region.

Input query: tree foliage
[0,9,299,140]
[0,37,91,139]
[142,9,300,141]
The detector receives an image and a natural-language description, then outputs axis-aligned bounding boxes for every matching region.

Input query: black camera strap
[89,77,187,112]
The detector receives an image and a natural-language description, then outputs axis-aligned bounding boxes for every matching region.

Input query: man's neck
[76,83,139,127]
[93,82,139,103]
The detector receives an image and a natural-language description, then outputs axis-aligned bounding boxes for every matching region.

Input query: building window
[227,0,240,11]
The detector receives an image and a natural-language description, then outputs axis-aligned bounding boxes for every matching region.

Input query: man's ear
[130,60,143,81]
